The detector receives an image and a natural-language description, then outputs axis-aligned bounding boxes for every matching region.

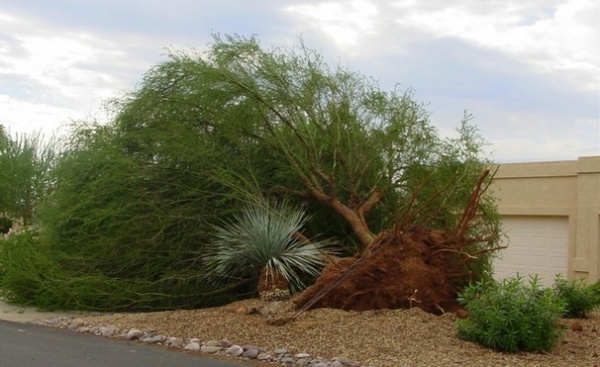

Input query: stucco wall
[492,156,600,283]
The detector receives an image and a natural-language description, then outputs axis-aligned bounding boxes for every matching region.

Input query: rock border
[32,316,367,367]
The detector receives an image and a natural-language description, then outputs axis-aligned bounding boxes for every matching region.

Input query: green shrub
[553,274,600,318]
[203,198,337,299]
[456,275,565,353]
[592,280,600,302]
[0,217,12,235]
[0,228,241,311]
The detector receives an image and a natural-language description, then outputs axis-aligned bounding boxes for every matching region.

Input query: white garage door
[493,216,569,288]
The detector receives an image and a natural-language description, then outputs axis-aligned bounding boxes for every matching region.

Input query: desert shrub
[592,280,600,301]
[15,120,251,311]
[0,217,12,234]
[0,127,57,226]
[456,275,565,353]
[203,197,337,300]
[0,228,242,311]
[553,274,600,318]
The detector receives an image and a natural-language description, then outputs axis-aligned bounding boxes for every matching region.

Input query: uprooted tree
[136,34,502,313]
[3,34,502,312]
[294,169,500,314]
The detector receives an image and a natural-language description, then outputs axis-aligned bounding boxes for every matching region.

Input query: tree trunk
[325,198,375,248]
[258,266,291,302]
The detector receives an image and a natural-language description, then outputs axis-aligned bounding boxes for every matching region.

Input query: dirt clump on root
[294,228,470,314]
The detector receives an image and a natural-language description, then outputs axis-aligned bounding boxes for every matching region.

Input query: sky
[0,0,598,163]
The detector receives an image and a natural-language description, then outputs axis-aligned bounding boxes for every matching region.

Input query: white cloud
[0,94,81,138]
[391,0,599,89]
[0,12,137,106]
[6,35,120,102]
[286,1,598,91]
[0,1,597,162]
[489,135,597,163]
[463,103,599,162]
[286,1,379,48]
[0,10,159,139]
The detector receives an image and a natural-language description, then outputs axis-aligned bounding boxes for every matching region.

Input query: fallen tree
[117,35,503,311]
[294,169,504,314]
[2,35,503,311]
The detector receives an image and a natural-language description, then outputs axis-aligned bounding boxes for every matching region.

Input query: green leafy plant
[23,121,245,311]
[553,274,600,318]
[592,280,600,302]
[456,275,565,353]
[0,217,12,235]
[0,228,239,311]
[203,198,337,300]
[3,35,501,311]
[0,126,57,226]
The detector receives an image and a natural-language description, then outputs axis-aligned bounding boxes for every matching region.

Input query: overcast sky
[0,0,598,162]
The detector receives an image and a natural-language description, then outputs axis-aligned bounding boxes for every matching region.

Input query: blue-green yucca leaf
[203,198,337,292]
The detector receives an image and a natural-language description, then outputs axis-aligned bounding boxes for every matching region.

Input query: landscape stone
[334,356,352,365]
[29,318,370,367]
[241,348,260,359]
[168,337,184,347]
[281,356,295,364]
[200,345,222,354]
[125,328,143,340]
[183,342,200,351]
[226,345,244,357]
[142,335,163,344]
[220,339,233,348]
[257,352,272,360]
[98,326,115,337]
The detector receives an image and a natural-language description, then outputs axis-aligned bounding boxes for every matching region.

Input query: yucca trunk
[258,266,291,302]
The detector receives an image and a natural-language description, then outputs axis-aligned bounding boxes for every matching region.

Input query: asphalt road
[0,319,251,367]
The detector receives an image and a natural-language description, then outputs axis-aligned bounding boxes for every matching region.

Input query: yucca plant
[203,198,336,301]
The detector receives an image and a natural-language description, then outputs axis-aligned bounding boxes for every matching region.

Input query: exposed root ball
[294,229,469,314]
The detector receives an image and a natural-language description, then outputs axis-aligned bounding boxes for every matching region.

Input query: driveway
[0,299,98,323]
[0,301,250,367]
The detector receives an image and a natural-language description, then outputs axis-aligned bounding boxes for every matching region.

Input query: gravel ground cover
[35,300,600,367]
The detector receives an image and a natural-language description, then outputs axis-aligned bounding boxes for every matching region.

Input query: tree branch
[454,169,490,241]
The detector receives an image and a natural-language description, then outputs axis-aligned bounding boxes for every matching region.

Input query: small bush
[592,280,600,301]
[456,275,565,353]
[0,217,13,235]
[553,274,600,318]
[0,228,240,311]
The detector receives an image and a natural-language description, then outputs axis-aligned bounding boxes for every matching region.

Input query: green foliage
[204,198,336,293]
[0,35,501,311]
[592,280,600,302]
[553,274,600,318]
[166,36,493,246]
[456,275,565,353]
[18,121,249,310]
[0,217,12,235]
[0,126,57,226]
[0,228,241,311]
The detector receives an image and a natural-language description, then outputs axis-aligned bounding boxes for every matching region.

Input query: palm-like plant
[203,198,335,301]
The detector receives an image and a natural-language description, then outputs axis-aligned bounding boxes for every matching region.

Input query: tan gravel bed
[57,300,600,367]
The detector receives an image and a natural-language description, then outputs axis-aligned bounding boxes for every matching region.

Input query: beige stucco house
[492,156,600,287]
